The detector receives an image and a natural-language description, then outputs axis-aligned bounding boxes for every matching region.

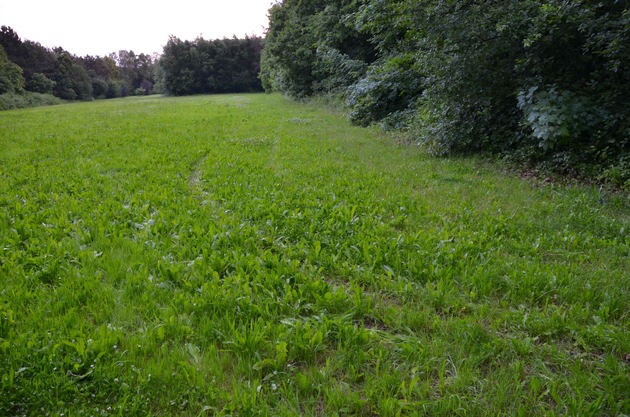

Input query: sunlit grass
[1,94,628,416]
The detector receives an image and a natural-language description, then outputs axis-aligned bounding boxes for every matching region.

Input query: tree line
[0,26,263,103]
[262,0,630,184]
[159,35,263,96]
[0,26,157,100]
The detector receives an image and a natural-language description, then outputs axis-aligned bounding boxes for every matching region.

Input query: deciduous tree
[0,44,24,94]
[159,35,264,96]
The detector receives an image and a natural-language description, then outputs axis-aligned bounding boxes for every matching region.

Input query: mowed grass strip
[0,94,628,416]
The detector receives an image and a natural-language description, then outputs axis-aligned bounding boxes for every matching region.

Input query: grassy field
[0,94,628,416]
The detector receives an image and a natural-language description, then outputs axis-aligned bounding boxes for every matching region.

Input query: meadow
[0,94,628,416]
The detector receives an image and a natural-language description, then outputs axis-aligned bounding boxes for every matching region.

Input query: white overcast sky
[1,0,275,57]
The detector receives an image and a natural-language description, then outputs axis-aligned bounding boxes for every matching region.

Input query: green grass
[1,94,628,416]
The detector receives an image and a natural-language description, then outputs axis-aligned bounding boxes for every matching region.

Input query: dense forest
[262,0,630,184]
[0,26,263,105]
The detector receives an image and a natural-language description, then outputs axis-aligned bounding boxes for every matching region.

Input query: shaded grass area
[0,94,628,416]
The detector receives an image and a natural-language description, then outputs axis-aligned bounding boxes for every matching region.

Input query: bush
[27,73,55,94]
[346,54,422,128]
[91,77,108,98]
[139,80,153,95]
[0,45,24,94]
[0,92,62,111]
[104,80,128,98]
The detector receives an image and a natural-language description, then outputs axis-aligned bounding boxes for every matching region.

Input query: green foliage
[517,86,606,152]
[346,54,421,128]
[27,72,55,94]
[0,94,628,415]
[1,26,157,102]
[104,79,128,99]
[1,26,59,93]
[81,54,141,99]
[510,1,630,177]
[159,36,263,96]
[0,91,61,110]
[52,52,93,100]
[108,50,156,96]
[261,0,375,97]
[90,77,108,98]
[0,45,25,94]
[313,45,368,95]
[262,0,630,181]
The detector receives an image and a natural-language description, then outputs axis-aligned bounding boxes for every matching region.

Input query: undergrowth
[0,92,62,111]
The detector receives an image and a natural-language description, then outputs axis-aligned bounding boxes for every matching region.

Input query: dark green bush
[27,73,55,94]
[0,92,62,111]
[0,44,24,94]
[346,54,421,128]
[91,77,108,98]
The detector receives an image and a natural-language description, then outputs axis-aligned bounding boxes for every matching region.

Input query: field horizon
[1,94,628,416]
